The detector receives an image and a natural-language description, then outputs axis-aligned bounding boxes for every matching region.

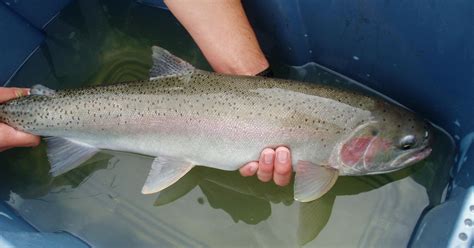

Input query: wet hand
[0,88,40,152]
[239,147,292,186]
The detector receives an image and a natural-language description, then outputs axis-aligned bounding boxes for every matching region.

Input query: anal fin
[142,156,194,194]
[294,161,339,202]
[46,137,99,176]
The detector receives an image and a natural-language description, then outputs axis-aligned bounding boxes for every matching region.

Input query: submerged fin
[154,168,201,206]
[142,156,194,194]
[30,84,56,96]
[149,46,195,79]
[294,161,339,202]
[46,137,99,176]
[297,197,336,245]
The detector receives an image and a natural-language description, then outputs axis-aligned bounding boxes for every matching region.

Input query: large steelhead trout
[0,47,432,202]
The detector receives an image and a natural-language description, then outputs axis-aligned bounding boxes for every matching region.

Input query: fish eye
[399,135,416,150]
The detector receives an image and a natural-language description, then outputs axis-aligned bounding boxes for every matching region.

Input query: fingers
[273,147,292,186]
[239,147,292,186]
[0,123,40,152]
[0,88,29,103]
[239,161,258,176]
[257,148,275,182]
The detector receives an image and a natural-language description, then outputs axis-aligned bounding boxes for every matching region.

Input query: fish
[0,46,432,202]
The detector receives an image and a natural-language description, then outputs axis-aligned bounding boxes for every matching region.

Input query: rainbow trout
[0,46,432,202]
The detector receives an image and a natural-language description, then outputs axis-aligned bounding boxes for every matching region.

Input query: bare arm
[164,0,269,75]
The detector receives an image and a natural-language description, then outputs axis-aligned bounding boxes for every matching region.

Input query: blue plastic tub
[0,0,473,247]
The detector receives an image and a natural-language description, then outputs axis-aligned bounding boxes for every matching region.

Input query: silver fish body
[0,47,432,202]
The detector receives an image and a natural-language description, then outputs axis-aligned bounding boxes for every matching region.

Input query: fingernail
[249,163,258,173]
[264,152,273,165]
[277,150,288,163]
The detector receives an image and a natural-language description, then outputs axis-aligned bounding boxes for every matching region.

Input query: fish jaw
[390,146,432,168]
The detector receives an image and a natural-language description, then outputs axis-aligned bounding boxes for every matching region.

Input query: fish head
[336,102,432,175]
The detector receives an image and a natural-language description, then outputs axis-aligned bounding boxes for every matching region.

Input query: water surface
[0,0,455,247]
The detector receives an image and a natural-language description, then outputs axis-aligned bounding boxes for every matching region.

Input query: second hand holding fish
[240,147,293,187]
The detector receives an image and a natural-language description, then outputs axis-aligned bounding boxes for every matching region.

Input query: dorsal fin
[149,46,195,79]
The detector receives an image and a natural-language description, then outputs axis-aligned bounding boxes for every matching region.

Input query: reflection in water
[0,0,455,247]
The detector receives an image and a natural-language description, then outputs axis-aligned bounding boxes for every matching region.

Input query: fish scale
[0,46,432,202]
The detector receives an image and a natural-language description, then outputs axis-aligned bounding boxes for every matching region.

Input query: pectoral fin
[142,156,194,194]
[294,161,339,202]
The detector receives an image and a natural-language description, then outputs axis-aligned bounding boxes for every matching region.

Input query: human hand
[239,147,292,186]
[0,87,40,152]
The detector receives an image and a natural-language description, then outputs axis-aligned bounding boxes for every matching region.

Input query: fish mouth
[390,146,432,168]
[402,147,432,166]
[364,146,432,175]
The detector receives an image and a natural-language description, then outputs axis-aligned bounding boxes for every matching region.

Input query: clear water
[0,0,455,247]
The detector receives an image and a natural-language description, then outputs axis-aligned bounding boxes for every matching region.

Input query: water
[0,0,455,247]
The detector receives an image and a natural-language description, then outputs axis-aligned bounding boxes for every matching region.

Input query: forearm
[164,0,269,75]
